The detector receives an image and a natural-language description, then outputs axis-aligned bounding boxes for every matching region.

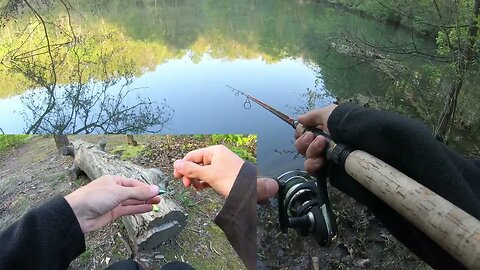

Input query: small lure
[152,189,166,212]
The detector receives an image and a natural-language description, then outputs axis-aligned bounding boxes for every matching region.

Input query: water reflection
[20,75,173,135]
[1,0,479,173]
[2,22,174,134]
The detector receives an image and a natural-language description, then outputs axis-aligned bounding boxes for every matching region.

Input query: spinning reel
[277,170,337,247]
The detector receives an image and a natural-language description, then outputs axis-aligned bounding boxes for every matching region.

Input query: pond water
[0,0,475,176]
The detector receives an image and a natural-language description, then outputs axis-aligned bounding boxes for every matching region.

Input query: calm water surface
[0,0,459,175]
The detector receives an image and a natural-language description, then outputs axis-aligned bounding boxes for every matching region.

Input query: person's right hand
[294,104,337,175]
[173,145,245,197]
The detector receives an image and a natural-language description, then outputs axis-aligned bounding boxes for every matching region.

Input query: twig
[311,256,320,270]
[22,0,57,86]
[186,228,202,234]
[175,240,185,252]
[116,232,133,258]
[209,241,220,255]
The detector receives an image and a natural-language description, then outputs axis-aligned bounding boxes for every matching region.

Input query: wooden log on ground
[62,139,187,251]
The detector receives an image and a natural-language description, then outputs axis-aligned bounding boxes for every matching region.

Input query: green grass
[78,248,93,267]
[111,144,146,159]
[0,135,31,153]
[176,189,195,207]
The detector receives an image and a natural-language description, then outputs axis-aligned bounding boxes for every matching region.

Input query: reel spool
[277,170,337,247]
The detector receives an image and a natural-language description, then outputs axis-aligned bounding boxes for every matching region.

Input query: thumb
[257,178,279,204]
[174,160,209,180]
[298,109,324,127]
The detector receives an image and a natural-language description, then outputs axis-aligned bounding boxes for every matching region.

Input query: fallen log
[62,138,187,251]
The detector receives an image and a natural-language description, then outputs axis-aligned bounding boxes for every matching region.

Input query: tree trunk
[434,0,479,142]
[434,73,464,141]
[62,139,187,251]
[127,135,138,146]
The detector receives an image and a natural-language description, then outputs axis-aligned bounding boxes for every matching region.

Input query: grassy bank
[0,135,31,153]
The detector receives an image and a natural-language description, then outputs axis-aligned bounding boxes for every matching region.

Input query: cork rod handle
[344,150,480,270]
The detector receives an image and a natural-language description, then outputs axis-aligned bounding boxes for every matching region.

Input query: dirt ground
[0,136,73,231]
[0,135,246,270]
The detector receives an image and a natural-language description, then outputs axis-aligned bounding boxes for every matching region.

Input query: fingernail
[150,185,160,195]
[174,160,184,169]
[158,188,167,195]
[152,204,160,212]
[265,179,279,195]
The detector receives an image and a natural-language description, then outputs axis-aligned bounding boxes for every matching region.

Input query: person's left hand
[65,175,161,234]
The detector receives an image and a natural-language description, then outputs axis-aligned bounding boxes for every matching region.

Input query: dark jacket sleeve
[326,103,480,270]
[472,159,480,169]
[214,162,256,270]
[0,195,86,270]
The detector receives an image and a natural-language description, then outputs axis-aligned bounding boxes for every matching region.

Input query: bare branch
[22,0,57,87]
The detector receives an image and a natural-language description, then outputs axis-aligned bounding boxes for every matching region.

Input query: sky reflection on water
[0,52,331,176]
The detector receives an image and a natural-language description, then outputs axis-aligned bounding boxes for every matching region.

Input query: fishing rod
[230,86,480,270]
[227,85,331,139]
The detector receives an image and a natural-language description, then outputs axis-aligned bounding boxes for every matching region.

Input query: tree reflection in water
[20,73,174,135]
[1,0,174,134]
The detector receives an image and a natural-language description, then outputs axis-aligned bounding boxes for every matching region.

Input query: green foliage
[112,144,146,160]
[0,16,183,98]
[210,134,257,163]
[0,135,30,152]
[437,1,476,56]
[192,134,207,140]
[436,31,451,56]
[228,145,256,164]
[210,134,255,147]
[324,0,457,36]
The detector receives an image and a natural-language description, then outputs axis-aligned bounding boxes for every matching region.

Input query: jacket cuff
[45,196,86,262]
[327,102,359,139]
[214,161,257,269]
